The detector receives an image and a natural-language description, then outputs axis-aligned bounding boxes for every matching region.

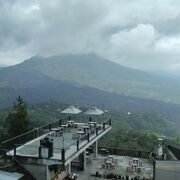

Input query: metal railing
[11,144,63,160]
[0,117,69,153]
[0,117,111,163]
[64,118,111,161]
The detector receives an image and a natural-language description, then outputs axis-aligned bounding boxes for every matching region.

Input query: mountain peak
[1,54,180,104]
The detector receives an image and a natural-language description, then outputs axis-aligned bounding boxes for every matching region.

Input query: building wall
[155,160,180,180]
[22,164,47,180]
[49,164,68,180]
[57,171,67,180]
[23,163,68,180]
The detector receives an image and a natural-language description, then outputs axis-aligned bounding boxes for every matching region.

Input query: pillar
[83,150,86,170]
[68,162,71,174]
[79,150,86,171]
[46,165,50,180]
[94,140,98,157]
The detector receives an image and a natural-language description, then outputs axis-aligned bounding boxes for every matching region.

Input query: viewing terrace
[0,116,111,166]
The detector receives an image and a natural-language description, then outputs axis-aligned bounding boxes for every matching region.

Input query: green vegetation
[4,96,31,138]
[99,111,180,151]
[0,101,179,151]
[99,126,180,151]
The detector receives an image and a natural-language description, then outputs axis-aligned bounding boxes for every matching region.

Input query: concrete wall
[155,160,180,180]
[49,165,68,180]
[22,164,47,180]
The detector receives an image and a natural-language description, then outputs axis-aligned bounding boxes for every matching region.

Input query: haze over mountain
[0,64,8,68]
[150,70,180,79]
[1,54,180,103]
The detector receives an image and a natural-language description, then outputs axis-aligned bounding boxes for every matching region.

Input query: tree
[5,96,30,137]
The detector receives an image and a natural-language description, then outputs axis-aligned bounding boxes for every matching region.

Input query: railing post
[49,124,51,131]
[0,144,5,159]
[61,148,65,169]
[62,148,65,161]
[18,136,21,145]
[14,145,16,156]
[96,128,98,136]
[77,140,79,151]
[153,160,156,180]
[39,147,41,158]
[0,144,2,156]
[103,123,105,131]
[87,133,90,142]
[34,129,37,138]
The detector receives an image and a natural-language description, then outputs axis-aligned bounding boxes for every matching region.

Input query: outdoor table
[108,155,114,158]
[130,164,137,172]
[107,155,115,164]
[88,121,97,124]
[127,166,131,172]
[96,124,102,129]
[88,122,97,127]
[132,158,139,166]
[77,130,86,140]
[51,128,60,130]
[89,124,94,130]
[74,123,78,128]
[67,120,75,124]
[105,159,112,164]
[139,161,142,166]
[60,124,67,128]
[77,130,86,134]
[67,120,75,127]
[51,128,62,136]
[105,159,112,169]
[83,125,89,129]
[137,167,141,173]
[72,133,79,139]
[101,148,108,155]
[83,126,90,133]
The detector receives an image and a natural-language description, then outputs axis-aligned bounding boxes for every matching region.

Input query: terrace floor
[8,123,111,162]
[73,155,153,180]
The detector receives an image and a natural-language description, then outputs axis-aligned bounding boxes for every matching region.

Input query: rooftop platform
[3,118,111,165]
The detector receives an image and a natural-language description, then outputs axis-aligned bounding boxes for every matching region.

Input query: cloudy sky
[0,0,180,71]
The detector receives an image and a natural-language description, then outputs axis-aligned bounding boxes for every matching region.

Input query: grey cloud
[155,15,180,35]
[0,0,180,71]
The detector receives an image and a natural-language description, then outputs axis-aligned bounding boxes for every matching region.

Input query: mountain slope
[1,54,179,104]
[1,53,180,106]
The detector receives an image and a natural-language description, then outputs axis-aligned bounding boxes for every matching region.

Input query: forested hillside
[1,101,179,151]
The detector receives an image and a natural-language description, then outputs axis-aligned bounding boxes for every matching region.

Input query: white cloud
[155,35,180,53]
[104,24,158,69]
[109,24,156,52]
[170,63,180,71]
